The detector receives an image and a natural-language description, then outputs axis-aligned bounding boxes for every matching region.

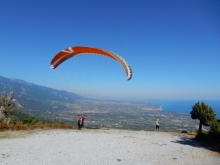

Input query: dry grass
[164,131,196,138]
[0,123,74,131]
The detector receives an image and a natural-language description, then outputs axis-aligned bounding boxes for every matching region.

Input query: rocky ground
[0,129,219,165]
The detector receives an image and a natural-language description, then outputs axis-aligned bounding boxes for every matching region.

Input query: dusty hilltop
[0,129,219,165]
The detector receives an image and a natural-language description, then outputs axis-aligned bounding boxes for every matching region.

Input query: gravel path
[0,129,219,165]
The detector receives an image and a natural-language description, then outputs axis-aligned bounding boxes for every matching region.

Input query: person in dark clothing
[77,114,87,130]
[155,119,160,131]
[77,114,82,130]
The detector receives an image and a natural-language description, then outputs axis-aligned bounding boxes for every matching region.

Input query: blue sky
[0,0,220,101]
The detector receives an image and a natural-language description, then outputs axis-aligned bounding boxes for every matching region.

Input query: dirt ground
[0,130,37,139]
[165,131,196,138]
[1,129,219,158]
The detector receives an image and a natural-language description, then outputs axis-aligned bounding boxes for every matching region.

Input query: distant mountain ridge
[0,75,163,125]
[0,75,83,114]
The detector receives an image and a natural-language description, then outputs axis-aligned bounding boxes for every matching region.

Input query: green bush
[211,119,220,133]
[195,132,209,140]
[23,116,39,125]
[195,131,220,142]
[0,119,3,124]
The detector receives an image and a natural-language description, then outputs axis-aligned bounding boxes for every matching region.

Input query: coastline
[150,100,220,118]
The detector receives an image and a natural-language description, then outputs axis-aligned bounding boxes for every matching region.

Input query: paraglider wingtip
[50,65,55,69]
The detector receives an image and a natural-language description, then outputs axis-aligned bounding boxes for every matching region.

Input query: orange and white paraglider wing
[104,50,132,80]
[50,46,132,80]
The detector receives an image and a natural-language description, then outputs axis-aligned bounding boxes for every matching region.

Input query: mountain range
[1,75,199,132]
[0,75,84,115]
[0,75,162,121]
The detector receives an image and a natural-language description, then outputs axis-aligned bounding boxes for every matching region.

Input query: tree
[190,101,216,133]
[210,119,220,132]
[0,91,22,125]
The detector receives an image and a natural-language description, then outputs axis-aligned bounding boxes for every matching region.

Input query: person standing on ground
[81,115,87,128]
[77,114,82,130]
[156,119,160,131]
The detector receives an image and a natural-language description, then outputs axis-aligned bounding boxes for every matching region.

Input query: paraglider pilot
[77,114,87,130]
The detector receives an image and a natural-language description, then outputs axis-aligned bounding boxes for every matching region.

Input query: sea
[149,100,220,118]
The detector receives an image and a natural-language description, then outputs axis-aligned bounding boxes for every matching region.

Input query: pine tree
[190,101,216,132]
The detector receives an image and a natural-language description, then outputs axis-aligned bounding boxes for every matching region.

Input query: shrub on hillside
[195,131,220,143]
[23,116,39,125]
[211,119,220,133]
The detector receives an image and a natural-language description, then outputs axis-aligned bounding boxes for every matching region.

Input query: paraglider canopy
[50,46,132,80]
